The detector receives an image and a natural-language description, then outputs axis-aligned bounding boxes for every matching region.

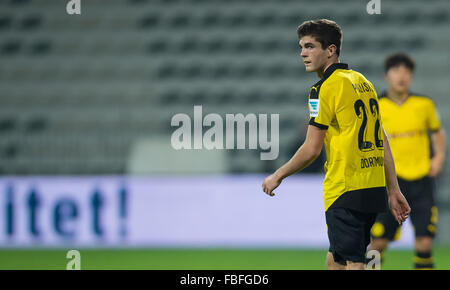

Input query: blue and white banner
[0,175,413,248]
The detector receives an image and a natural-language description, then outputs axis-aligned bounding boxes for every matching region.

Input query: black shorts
[371,176,437,240]
[326,207,377,264]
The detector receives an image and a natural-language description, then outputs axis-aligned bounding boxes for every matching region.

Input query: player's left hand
[262,173,282,197]
[388,190,411,225]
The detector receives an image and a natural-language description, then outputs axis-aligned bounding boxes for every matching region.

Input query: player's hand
[428,157,444,178]
[388,190,411,225]
[262,173,282,197]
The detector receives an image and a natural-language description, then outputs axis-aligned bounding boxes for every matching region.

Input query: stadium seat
[1,39,21,54]
[0,118,16,132]
[0,15,12,30]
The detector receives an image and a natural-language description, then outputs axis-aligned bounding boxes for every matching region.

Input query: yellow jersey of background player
[262,19,410,270]
[380,93,441,180]
[368,53,446,270]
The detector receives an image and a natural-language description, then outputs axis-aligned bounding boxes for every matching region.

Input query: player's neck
[387,88,409,105]
[317,59,339,79]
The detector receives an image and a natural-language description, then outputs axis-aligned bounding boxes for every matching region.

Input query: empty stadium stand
[0,0,449,176]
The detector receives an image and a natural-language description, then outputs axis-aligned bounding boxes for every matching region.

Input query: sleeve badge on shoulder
[308,99,320,117]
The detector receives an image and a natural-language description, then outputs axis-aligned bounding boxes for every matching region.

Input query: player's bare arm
[429,128,446,178]
[262,125,326,196]
[382,128,411,224]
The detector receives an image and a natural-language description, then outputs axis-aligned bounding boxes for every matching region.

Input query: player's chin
[394,85,408,94]
[304,65,314,72]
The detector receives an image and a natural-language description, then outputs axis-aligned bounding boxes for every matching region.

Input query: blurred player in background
[368,53,447,270]
[262,19,410,270]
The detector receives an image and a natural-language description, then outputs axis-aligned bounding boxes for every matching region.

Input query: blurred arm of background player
[383,128,411,224]
[429,128,446,178]
[261,125,326,196]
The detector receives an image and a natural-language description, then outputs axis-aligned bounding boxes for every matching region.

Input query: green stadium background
[1,0,450,270]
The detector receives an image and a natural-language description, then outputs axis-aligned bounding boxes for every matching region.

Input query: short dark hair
[297,19,343,56]
[384,53,415,73]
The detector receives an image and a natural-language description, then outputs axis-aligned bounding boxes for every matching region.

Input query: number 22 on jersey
[354,98,384,152]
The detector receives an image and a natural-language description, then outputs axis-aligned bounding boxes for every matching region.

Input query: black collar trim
[379,91,416,99]
[322,63,349,80]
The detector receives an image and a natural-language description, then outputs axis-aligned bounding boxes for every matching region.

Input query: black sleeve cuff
[430,127,441,133]
[309,117,329,130]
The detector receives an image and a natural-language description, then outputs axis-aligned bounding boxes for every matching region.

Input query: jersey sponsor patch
[309,99,320,117]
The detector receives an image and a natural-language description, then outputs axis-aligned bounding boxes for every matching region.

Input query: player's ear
[327,44,337,58]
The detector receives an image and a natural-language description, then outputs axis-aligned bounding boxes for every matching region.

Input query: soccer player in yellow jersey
[368,53,446,269]
[261,19,410,270]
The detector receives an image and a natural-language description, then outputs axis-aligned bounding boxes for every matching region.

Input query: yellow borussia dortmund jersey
[308,63,387,212]
[378,92,441,181]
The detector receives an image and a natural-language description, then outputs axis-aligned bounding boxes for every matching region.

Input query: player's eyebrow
[299,42,314,48]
